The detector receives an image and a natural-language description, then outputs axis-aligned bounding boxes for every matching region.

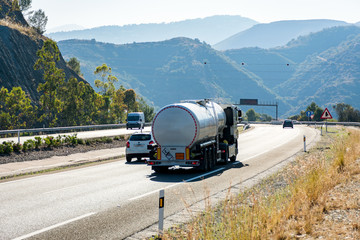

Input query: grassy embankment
[160,126,360,239]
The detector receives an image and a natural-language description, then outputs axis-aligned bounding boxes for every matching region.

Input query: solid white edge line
[12,212,96,240]
[128,167,226,202]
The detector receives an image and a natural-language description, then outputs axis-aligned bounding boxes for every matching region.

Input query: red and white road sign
[321,108,333,119]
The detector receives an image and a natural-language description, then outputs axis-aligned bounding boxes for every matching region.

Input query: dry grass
[159,127,360,239]
[0,17,42,40]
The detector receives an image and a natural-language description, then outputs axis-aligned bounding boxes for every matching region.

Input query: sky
[30,0,360,30]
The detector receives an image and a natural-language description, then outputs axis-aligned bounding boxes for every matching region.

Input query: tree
[138,97,155,122]
[34,39,65,127]
[297,102,324,121]
[124,89,138,112]
[246,109,257,121]
[94,64,118,96]
[19,0,32,12]
[28,9,48,34]
[333,103,360,122]
[112,86,126,123]
[0,87,36,130]
[66,57,82,76]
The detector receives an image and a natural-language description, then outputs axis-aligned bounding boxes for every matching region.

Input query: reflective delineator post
[18,130,20,144]
[159,189,165,236]
[303,135,306,152]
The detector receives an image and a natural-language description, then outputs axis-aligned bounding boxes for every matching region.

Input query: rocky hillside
[0,0,83,103]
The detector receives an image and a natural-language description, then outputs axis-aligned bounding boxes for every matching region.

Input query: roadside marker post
[159,189,165,236]
[303,135,306,152]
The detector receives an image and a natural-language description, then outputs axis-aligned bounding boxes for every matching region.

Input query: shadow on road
[147,161,249,183]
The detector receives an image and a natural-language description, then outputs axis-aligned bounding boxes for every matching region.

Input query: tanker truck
[147,99,242,173]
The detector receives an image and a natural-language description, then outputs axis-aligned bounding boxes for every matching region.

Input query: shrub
[34,136,43,149]
[77,138,85,145]
[2,141,13,154]
[65,134,78,145]
[44,136,55,148]
[85,139,93,145]
[13,142,22,152]
[0,144,4,154]
[23,139,35,151]
[54,135,63,147]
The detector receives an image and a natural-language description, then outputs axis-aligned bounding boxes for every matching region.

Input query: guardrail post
[159,189,165,236]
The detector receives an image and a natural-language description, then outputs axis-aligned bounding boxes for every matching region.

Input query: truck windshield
[127,115,140,121]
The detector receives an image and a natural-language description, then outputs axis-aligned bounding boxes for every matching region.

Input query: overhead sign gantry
[235,99,279,120]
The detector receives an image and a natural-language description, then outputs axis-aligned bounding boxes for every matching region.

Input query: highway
[0,125,319,240]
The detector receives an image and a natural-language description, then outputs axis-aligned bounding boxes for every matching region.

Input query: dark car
[283,119,294,128]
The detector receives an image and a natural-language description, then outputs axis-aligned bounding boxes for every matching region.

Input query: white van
[126,112,145,129]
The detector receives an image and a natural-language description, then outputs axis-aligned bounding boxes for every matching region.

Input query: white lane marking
[42,183,88,195]
[128,167,226,202]
[12,212,96,240]
[240,128,300,162]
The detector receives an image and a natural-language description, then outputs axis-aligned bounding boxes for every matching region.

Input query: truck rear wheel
[198,148,209,172]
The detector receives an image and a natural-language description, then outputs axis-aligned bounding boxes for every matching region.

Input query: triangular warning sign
[321,108,333,119]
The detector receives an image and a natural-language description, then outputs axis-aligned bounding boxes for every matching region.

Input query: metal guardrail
[0,123,152,143]
[243,121,360,127]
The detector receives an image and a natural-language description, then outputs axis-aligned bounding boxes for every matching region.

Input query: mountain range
[1,5,359,119]
[214,19,349,50]
[223,25,360,115]
[58,25,360,117]
[47,15,258,45]
[57,38,284,113]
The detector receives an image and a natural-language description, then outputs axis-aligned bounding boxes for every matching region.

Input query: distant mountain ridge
[223,25,360,116]
[57,37,286,112]
[214,19,349,50]
[47,15,258,45]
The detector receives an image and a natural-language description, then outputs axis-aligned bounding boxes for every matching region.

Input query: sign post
[306,111,314,122]
[320,108,333,132]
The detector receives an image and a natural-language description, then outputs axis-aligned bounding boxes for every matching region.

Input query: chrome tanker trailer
[147,99,241,173]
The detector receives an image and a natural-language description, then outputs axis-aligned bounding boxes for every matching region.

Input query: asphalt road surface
[0,124,319,240]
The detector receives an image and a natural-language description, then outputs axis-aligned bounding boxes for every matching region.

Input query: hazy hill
[48,15,258,45]
[214,19,349,50]
[223,25,360,116]
[275,33,360,115]
[276,25,360,62]
[224,26,360,89]
[58,38,286,112]
[224,47,295,89]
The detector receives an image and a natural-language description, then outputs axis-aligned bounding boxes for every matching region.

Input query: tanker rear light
[148,161,155,165]
[185,161,199,165]
[221,150,226,153]
[185,147,190,160]
[176,153,184,160]
[157,147,161,160]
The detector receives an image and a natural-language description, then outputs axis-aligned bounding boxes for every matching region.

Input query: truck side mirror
[238,110,242,118]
